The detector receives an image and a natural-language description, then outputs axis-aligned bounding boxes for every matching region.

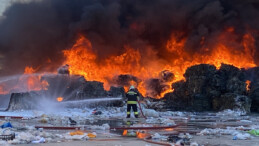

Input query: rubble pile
[110,74,141,87]
[246,67,259,112]
[164,63,252,113]
[144,70,175,97]
[2,63,259,113]
[4,74,125,110]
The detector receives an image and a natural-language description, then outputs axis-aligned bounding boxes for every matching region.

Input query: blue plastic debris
[1,122,13,128]
[232,135,237,140]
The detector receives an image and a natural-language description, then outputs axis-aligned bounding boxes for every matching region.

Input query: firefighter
[126,85,139,118]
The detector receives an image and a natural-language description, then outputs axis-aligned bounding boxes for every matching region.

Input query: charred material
[164,64,251,113]
[2,64,259,112]
[3,74,125,110]
[111,74,141,87]
[7,92,42,110]
[163,81,188,111]
[159,70,174,82]
[246,67,259,112]
[79,81,108,98]
[0,94,11,110]
[57,64,70,75]
[212,93,251,114]
[41,74,85,100]
[144,78,170,98]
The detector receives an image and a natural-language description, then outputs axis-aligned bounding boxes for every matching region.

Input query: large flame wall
[63,31,256,98]
[0,0,258,97]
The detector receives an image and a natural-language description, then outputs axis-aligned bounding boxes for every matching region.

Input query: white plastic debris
[198,127,252,141]
[198,128,237,135]
[89,124,110,130]
[240,120,252,123]
[145,117,175,126]
[64,133,88,140]
[151,133,168,140]
[216,109,246,117]
[25,125,35,131]
[190,142,199,146]
[1,128,13,135]
[17,132,35,142]
[143,109,159,118]
[0,140,8,145]
[160,118,175,126]
[178,133,192,139]
[233,133,252,140]
[31,137,45,143]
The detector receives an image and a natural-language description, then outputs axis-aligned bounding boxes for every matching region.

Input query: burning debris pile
[1,62,259,114]
[0,0,258,113]
[246,67,259,112]
[0,73,125,111]
[0,0,258,98]
[163,63,258,113]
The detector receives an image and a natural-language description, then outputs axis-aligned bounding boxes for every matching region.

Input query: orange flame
[56,97,63,102]
[21,66,49,92]
[63,30,257,98]
[136,131,149,139]
[0,66,49,94]
[246,80,251,91]
[24,66,36,74]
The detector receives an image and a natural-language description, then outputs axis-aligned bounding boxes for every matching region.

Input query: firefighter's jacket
[126,90,139,104]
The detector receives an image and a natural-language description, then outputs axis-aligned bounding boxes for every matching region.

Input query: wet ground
[1,109,259,145]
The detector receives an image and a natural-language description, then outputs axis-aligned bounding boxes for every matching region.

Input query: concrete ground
[20,138,161,146]
[193,135,259,146]
[18,135,259,146]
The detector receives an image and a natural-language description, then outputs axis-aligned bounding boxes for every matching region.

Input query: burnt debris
[163,63,253,113]
[2,63,259,113]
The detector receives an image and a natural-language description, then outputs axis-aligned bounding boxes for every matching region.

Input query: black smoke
[0,0,258,76]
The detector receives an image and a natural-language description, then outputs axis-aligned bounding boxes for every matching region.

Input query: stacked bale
[246,67,259,112]
[164,63,251,113]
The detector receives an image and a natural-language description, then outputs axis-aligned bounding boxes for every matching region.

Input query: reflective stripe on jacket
[126,90,139,104]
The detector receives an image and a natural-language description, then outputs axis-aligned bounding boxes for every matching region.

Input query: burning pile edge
[0,63,258,114]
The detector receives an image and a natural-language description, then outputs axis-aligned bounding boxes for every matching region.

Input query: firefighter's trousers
[127,104,138,118]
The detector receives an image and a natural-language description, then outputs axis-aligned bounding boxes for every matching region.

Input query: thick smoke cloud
[0,0,258,76]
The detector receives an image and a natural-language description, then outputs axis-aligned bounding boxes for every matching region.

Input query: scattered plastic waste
[190,142,199,146]
[31,137,45,143]
[64,134,88,140]
[69,117,77,125]
[248,129,259,136]
[151,133,168,141]
[70,130,84,136]
[232,133,251,140]
[89,123,110,130]
[233,135,237,140]
[167,133,191,145]
[38,118,48,123]
[92,111,102,115]
[143,108,159,118]
[167,135,181,143]
[126,130,136,137]
[87,132,97,138]
[1,122,13,129]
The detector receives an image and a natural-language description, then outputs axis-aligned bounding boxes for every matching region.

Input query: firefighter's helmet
[129,85,135,90]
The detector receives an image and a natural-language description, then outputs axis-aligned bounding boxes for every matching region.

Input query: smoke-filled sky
[0,0,258,76]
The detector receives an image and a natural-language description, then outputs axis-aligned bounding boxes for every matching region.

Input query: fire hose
[138,101,147,119]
